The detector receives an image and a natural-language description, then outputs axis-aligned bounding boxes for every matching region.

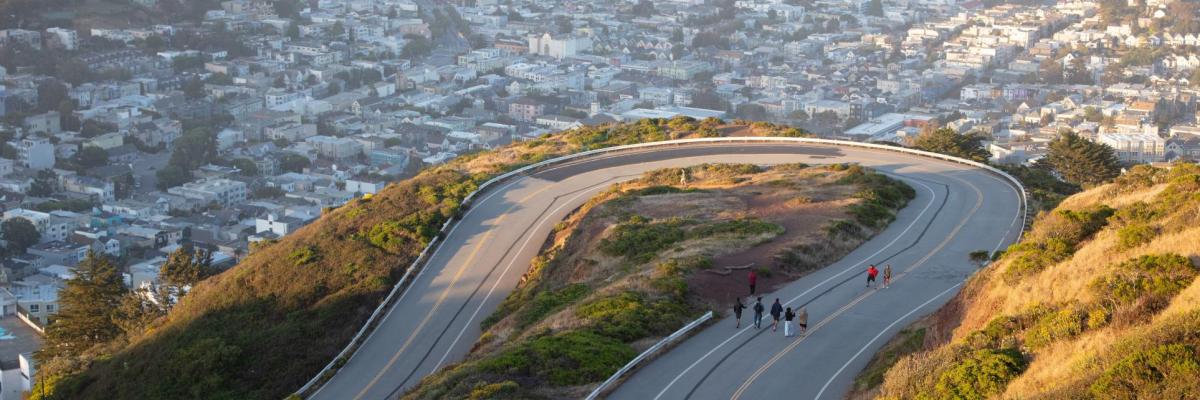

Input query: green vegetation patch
[854,327,927,391]
[513,283,590,329]
[1090,253,1198,307]
[929,348,1028,400]
[575,291,690,342]
[1091,343,1200,399]
[598,216,689,263]
[478,330,636,386]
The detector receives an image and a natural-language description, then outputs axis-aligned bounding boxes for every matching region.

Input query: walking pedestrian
[753,297,764,329]
[867,264,879,288]
[797,307,809,335]
[883,264,892,289]
[770,298,783,332]
[733,297,746,328]
[784,307,796,337]
[748,270,758,295]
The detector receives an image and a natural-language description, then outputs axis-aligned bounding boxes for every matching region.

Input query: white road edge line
[810,172,1024,400]
[651,177,939,400]
[811,283,962,400]
[429,176,634,373]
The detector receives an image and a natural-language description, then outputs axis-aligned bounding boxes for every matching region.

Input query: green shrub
[289,246,320,266]
[691,218,784,238]
[929,348,1027,400]
[478,331,635,386]
[514,284,590,329]
[1036,205,1114,245]
[1089,253,1198,306]
[825,220,863,238]
[598,216,688,262]
[575,291,689,342]
[1024,306,1087,350]
[1090,344,1200,399]
[468,380,519,400]
[1110,201,1160,226]
[1116,224,1156,250]
[1087,305,1112,330]
[848,201,894,228]
[628,185,701,196]
[1002,239,1073,282]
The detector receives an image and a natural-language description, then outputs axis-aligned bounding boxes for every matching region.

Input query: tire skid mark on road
[383,174,640,398]
[727,176,984,400]
[353,182,563,400]
[671,174,947,400]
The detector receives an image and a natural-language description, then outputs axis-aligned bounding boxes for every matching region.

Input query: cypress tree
[38,251,126,361]
[1044,131,1122,187]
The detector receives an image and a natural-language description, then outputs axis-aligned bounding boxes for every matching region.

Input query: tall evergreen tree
[160,245,215,293]
[865,0,884,17]
[911,127,991,162]
[1,217,40,254]
[38,252,126,361]
[1043,131,1122,187]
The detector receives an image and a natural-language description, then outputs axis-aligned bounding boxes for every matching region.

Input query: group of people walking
[732,296,807,337]
[732,264,894,335]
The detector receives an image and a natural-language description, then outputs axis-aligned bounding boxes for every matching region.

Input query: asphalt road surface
[309,142,1024,400]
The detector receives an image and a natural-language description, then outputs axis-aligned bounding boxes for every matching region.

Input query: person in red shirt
[867,264,879,288]
[748,270,758,295]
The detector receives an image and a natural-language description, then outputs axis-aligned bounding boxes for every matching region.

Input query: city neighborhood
[0,0,1198,397]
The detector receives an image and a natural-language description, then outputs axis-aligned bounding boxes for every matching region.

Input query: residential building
[166,178,248,207]
[1098,133,1166,163]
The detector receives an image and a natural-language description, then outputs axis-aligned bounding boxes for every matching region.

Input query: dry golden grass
[870,164,1200,400]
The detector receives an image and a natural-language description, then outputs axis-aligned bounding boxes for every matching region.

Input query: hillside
[854,163,1200,399]
[403,162,913,399]
[31,119,813,400]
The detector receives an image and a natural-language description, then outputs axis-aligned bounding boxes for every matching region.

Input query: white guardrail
[293,136,1029,398]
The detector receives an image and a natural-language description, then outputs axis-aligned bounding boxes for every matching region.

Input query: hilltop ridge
[858,163,1200,399]
[31,119,809,400]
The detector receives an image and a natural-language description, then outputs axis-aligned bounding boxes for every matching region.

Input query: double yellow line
[353,183,559,400]
[729,175,984,400]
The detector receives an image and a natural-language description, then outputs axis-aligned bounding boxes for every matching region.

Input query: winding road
[307,141,1024,400]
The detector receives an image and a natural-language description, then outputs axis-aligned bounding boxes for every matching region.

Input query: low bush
[1089,253,1198,306]
[1116,224,1157,250]
[929,348,1027,400]
[288,246,320,266]
[1024,306,1087,350]
[478,330,635,386]
[824,220,864,238]
[1035,205,1114,246]
[467,380,519,400]
[691,218,784,238]
[1090,344,1200,399]
[627,185,702,196]
[514,284,590,329]
[575,291,689,342]
[598,216,688,263]
[1001,239,1073,282]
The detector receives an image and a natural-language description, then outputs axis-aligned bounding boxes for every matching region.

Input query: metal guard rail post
[294,137,1029,398]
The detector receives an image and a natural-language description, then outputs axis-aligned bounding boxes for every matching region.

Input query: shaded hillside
[32,119,813,400]
[856,163,1200,399]
[404,162,913,399]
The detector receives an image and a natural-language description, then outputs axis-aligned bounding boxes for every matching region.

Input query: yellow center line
[353,182,558,400]
[729,174,984,400]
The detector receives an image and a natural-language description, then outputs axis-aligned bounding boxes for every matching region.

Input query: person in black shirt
[770,298,783,332]
[753,297,765,329]
[733,297,746,328]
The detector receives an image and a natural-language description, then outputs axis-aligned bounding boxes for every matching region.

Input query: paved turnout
[309,143,1024,400]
